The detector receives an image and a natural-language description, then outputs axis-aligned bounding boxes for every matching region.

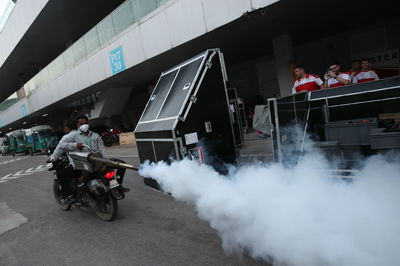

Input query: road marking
[0,174,13,183]
[0,164,50,184]
[0,158,24,166]
[0,202,28,235]
[13,170,33,176]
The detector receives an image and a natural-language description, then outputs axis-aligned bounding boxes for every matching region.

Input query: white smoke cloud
[139,151,400,266]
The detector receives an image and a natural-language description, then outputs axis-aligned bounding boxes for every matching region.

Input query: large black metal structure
[135,49,237,189]
[268,76,400,164]
[228,87,244,147]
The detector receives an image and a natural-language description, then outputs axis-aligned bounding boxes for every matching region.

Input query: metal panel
[309,76,400,100]
[158,57,203,119]
[135,49,237,191]
[135,118,176,133]
[139,70,178,122]
[327,87,400,106]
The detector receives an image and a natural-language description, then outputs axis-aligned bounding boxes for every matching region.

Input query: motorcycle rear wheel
[53,180,72,211]
[95,194,118,221]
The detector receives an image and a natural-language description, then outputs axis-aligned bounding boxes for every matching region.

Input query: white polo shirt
[352,70,379,84]
[292,74,323,94]
[327,72,351,88]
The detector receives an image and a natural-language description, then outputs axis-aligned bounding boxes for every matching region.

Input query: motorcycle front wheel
[95,194,118,221]
[53,180,72,211]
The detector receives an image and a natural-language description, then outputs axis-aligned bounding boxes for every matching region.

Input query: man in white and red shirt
[292,66,323,94]
[352,58,379,84]
[322,63,351,88]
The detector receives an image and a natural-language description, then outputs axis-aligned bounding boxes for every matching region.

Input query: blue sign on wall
[109,46,126,75]
[22,103,27,116]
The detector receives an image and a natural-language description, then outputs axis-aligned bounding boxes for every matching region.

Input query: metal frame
[172,130,180,160]
[137,50,209,132]
[151,142,157,161]
[268,98,283,163]
[298,104,311,158]
[219,51,229,82]
[135,48,238,172]
[137,116,177,124]
[155,69,180,119]
[175,50,211,125]
[179,50,217,124]
[309,84,400,101]
[135,138,176,142]
[136,136,182,162]
[220,51,239,154]
[327,96,400,108]
[134,73,163,133]
[161,52,208,76]
[270,77,400,164]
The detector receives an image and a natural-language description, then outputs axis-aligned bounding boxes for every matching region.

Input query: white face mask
[79,124,89,133]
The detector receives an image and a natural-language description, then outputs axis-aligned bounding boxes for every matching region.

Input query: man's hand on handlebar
[77,143,84,150]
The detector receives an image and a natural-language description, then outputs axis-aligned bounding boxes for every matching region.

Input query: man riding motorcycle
[50,115,129,205]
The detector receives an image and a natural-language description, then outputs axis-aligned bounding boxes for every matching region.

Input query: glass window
[48,63,57,81]
[54,56,65,77]
[84,27,100,55]
[73,38,87,62]
[131,0,158,21]
[157,0,169,6]
[41,66,50,84]
[31,72,43,91]
[63,47,75,69]
[97,16,116,45]
[24,80,33,94]
[113,2,134,34]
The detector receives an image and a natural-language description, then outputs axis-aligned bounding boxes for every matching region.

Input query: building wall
[0,0,49,68]
[228,17,400,106]
[294,17,400,78]
[0,0,280,127]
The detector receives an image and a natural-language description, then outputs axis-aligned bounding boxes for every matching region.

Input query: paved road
[0,151,269,266]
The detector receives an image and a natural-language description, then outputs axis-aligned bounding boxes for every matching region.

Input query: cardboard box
[119,132,136,146]
[379,113,400,123]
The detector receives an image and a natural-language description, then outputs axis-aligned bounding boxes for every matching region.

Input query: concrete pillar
[272,34,294,97]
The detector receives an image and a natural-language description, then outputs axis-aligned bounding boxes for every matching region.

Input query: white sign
[358,49,399,68]
[184,132,199,145]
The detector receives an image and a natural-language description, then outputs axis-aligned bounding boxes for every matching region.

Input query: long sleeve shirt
[50,130,107,160]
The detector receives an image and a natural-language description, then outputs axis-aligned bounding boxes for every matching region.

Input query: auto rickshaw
[6,129,28,155]
[24,125,59,155]
[0,137,9,156]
